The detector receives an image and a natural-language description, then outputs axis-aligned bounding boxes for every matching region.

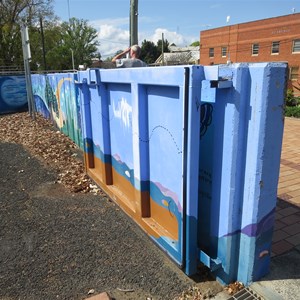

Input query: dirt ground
[0,112,225,300]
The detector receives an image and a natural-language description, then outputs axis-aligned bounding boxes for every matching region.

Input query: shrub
[285,89,300,107]
[285,106,300,118]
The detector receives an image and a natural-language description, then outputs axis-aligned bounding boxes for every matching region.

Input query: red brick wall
[200,13,300,95]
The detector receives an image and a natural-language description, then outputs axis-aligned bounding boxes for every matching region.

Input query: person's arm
[112,48,130,62]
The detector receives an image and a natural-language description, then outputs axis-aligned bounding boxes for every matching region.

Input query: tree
[140,40,160,64]
[0,2,100,71]
[157,39,170,53]
[190,41,200,47]
[30,18,100,71]
[0,0,54,67]
[52,18,100,70]
[38,21,67,71]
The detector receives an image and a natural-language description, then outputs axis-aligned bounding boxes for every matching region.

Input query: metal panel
[77,66,204,266]
[198,63,287,285]
[42,62,287,286]
[0,75,27,114]
[31,72,83,148]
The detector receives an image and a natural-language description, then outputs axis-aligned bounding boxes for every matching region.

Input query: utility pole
[130,0,138,46]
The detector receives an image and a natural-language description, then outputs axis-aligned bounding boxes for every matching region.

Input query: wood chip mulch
[0,112,103,195]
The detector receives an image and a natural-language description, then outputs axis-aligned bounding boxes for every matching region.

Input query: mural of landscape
[31,73,83,148]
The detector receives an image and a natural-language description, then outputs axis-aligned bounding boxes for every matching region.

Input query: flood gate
[77,63,287,286]
[0,74,27,114]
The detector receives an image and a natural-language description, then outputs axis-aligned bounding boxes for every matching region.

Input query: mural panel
[0,76,27,114]
[32,64,286,286]
[31,73,83,148]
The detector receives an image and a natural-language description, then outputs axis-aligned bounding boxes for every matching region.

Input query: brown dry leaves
[175,286,203,300]
[0,112,103,195]
[224,281,244,295]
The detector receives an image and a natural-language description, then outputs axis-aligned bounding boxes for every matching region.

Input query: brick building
[200,13,300,95]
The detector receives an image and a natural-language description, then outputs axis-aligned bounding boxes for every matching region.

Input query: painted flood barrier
[0,75,27,114]
[31,72,83,148]
[77,66,199,267]
[76,62,287,286]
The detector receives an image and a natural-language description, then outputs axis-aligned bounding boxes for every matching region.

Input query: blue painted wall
[0,75,27,114]
[31,73,83,149]
[31,63,287,286]
[77,67,199,266]
[76,63,287,286]
[197,63,287,284]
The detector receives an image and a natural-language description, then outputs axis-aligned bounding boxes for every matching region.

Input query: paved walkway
[272,117,300,256]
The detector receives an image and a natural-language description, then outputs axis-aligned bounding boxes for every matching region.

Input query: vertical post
[71,48,75,71]
[162,32,164,66]
[67,0,71,19]
[130,0,138,46]
[21,25,35,120]
[226,16,231,64]
[23,59,32,116]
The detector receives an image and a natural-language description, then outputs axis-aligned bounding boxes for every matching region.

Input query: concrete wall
[77,63,287,286]
[31,73,83,149]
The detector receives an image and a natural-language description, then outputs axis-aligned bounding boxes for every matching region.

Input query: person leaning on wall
[112,44,148,68]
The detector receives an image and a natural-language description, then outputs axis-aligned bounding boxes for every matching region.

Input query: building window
[292,40,300,53]
[271,41,280,54]
[221,47,227,57]
[209,48,214,58]
[252,43,259,56]
[290,66,299,80]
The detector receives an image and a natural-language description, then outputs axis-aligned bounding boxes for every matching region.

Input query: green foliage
[285,89,300,107]
[56,18,100,70]
[157,39,170,53]
[284,89,300,118]
[140,40,160,64]
[285,106,300,118]
[140,39,170,64]
[0,0,54,67]
[0,1,99,71]
[190,41,200,46]
[28,17,100,71]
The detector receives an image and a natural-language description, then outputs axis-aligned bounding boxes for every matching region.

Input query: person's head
[130,44,141,58]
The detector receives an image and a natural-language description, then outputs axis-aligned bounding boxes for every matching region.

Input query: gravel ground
[0,113,224,300]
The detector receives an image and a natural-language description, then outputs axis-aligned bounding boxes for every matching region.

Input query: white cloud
[150,28,196,47]
[89,20,129,58]
[89,18,198,58]
[113,97,132,129]
[98,24,129,57]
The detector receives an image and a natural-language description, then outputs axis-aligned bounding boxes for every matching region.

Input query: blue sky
[53,0,300,58]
